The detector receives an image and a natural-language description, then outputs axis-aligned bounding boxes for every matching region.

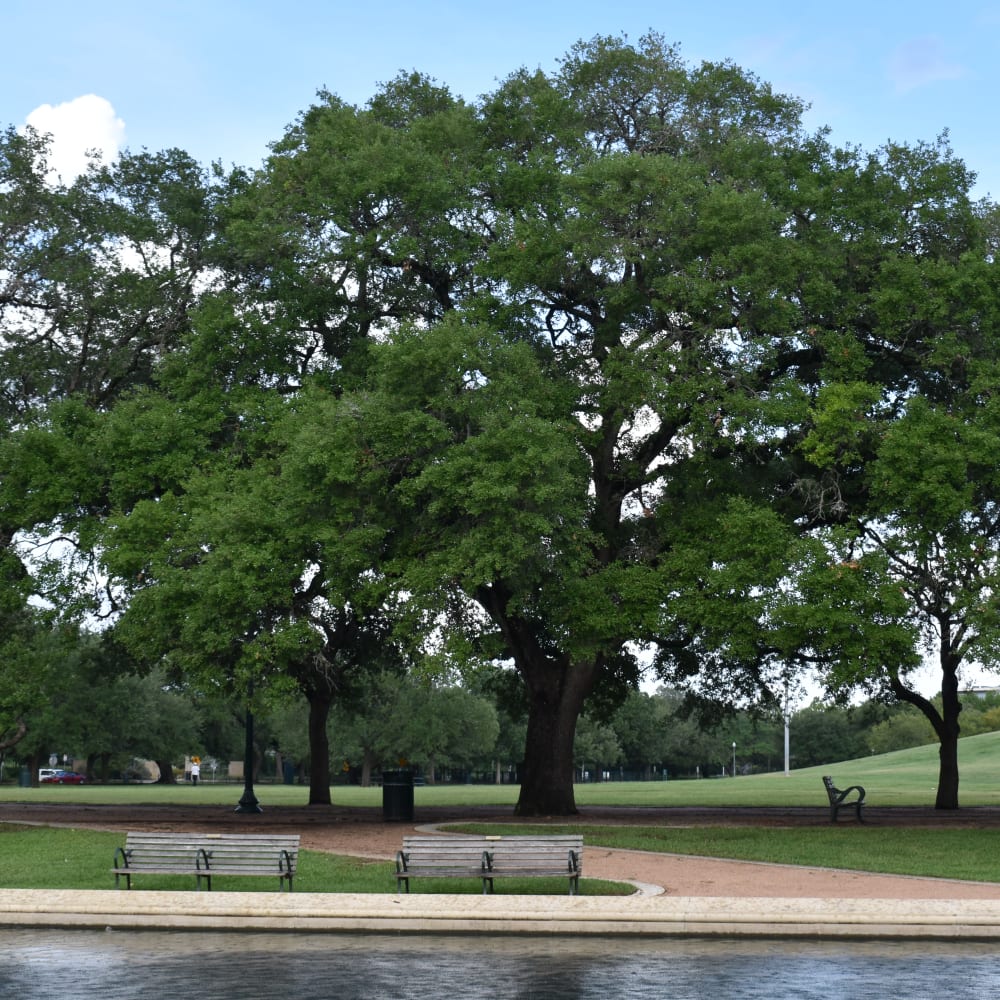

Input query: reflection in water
[2,931,999,999]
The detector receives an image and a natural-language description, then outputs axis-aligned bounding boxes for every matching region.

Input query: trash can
[18,768,31,788]
[382,769,414,822]
[282,760,296,785]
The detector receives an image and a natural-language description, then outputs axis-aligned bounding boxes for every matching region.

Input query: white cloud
[23,94,125,182]
[886,36,965,94]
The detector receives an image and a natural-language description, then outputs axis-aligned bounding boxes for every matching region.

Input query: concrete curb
[3,889,1000,939]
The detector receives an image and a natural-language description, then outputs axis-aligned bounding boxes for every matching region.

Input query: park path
[4,800,1000,899]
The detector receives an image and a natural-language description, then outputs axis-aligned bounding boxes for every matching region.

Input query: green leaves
[871,397,974,526]
[800,381,884,470]
[362,317,593,595]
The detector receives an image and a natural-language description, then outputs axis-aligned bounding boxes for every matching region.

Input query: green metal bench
[823,775,866,823]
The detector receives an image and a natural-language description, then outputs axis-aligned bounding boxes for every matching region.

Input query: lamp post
[784,681,791,777]
[732,741,737,778]
[235,679,262,814]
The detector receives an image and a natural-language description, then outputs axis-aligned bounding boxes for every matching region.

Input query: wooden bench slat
[396,835,583,895]
[112,831,300,891]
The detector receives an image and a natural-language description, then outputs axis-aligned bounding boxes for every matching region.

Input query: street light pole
[235,678,262,814]
[784,682,791,777]
[732,741,736,778]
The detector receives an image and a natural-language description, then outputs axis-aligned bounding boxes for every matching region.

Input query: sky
[2,0,998,199]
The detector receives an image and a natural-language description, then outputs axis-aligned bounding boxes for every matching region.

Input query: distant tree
[327,675,499,784]
[397,683,500,783]
[5,630,84,777]
[717,712,784,774]
[326,671,423,786]
[468,663,529,783]
[610,690,674,778]
[955,693,1000,737]
[643,689,728,777]
[573,715,623,781]
[787,703,866,769]
[972,706,1000,735]
[268,698,312,775]
[0,608,58,757]
[867,710,936,755]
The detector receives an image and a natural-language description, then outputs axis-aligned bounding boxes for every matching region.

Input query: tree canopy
[0,33,996,813]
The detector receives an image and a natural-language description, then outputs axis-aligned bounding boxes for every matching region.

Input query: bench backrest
[486,836,583,864]
[123,831,299,871]
[400,836,492,867]
[400,835,583,866]
[196,833,299,872]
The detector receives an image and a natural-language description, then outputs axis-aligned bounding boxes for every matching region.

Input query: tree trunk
[361,748,377,787]
[155,758,176,783]
[934,656,962,810]
[889,649,962,810]
[514,657,597,817]
[936,732,960,810]
[476,582,599,816]
[306,690,333,805]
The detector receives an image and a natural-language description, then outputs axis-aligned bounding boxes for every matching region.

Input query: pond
[4,930,999,999]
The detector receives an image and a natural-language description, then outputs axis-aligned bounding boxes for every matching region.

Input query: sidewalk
[3,888,1000,939]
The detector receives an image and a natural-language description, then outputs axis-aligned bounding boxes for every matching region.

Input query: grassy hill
[3,730,999,809]
[575,731,1000,809]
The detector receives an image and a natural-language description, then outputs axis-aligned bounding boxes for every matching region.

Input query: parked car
[40,770,86,784]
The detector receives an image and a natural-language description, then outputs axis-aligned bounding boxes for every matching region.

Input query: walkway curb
[3,889,1000,939]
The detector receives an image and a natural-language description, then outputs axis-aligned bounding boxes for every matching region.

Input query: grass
[0,825,627,895]
[445,823,1000,883]
[3,731,1000,891]
[6,729,1000,809]
[0,825,386,892]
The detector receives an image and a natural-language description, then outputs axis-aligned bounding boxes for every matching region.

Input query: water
[2,931,1000,999]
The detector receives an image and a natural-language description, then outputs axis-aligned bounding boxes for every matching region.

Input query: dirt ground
[5,800,1000,899]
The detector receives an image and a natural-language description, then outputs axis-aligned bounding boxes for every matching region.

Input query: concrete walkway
[3,889,1000,939]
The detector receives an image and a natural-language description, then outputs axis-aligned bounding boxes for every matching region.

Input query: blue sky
[2,0,998,199]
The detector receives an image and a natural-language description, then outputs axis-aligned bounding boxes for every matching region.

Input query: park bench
[395,834,583,894]
[112,831,300,890]
[823,775,866,823]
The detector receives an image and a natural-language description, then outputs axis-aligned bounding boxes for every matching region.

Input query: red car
[40,770,86,784]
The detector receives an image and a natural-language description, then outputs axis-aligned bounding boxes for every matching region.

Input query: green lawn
[0,818,997,891]
[445,822,1000,883]
[3,732,1000,891]
[5,730,999,809]
[0,825,626,895]
[0,732,1000,809]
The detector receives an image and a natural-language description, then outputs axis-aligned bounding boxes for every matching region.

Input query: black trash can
[382,769,414,822]
[282,760,296,785]
[18,767,31,788]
